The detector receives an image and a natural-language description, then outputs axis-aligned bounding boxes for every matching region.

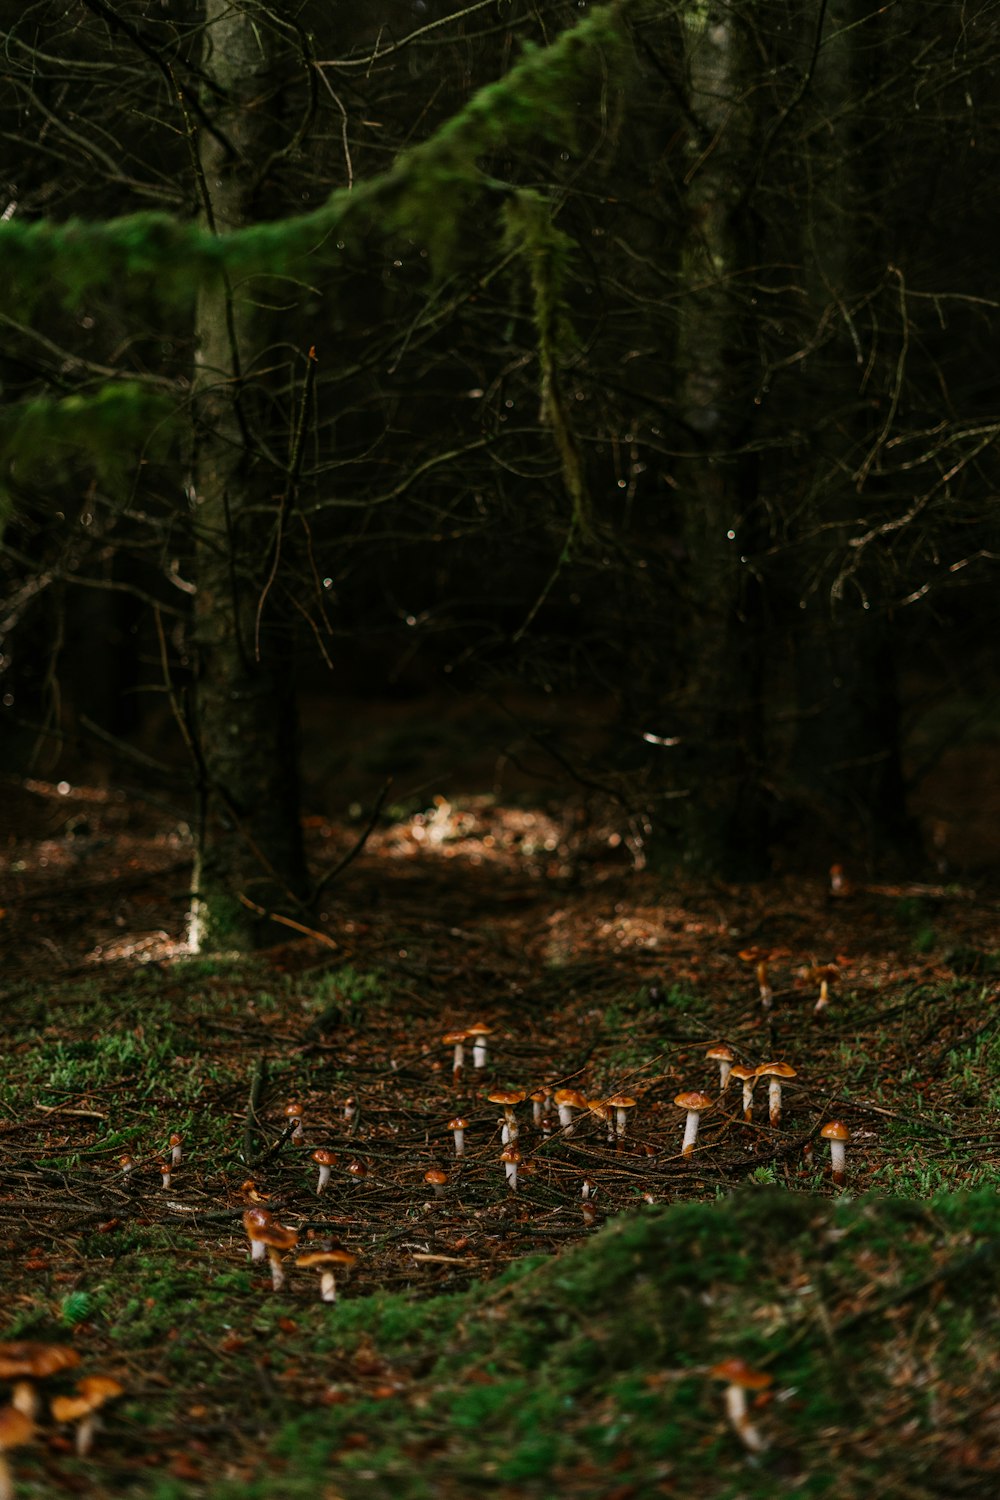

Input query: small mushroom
[488,1089,525,1145]
[51,1375,123,1457]
[257,1222,299,1291]
[243,1206,274,1263]
[499,1146,520,1191]
[296,1248,357,1303]
[705,1044,735,1092]
[447,1116,468,1157]
[755,1062,797,1126]
[821,1120,850,1187]
[285,1101,305,1142]
[466,1022,493,1068]
[424,1168,448,1200]
[168,1133,183,1168]
[729,1064,757,1122]
[529,1090,547,1127]
[347,1159,368,1184]
[674,1090,713,1155]
[0,1406,33,1500]
[553,1088,587,1134]
[606,1093,637,1140]
[156,1160,172,1190]
[0,1343,81,1421]
[442,1031,468,1080]
[710,1358,772,1453]
[312,1148,338,1194]
[342,1097,358,1126]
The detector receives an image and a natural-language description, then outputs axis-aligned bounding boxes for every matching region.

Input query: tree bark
[787,0,912,861]
[188,0,308,950]
[665,2,770,875]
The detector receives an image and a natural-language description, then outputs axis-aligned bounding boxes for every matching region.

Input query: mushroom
[285,1101,305,1142]
[51,1375,123,1457]
[755,1062,797,1126]
[424,1168,448,1200]
[442,1031,468,1080]
[312,1148,338,1194]
[821,1120,850,1187]
[499,1146,520,1191]
[447,1116,468,1157]
[255,1222,299,1291]
[347,1159,368,1184]
[606,1093,637,1140]
[813,965,839,1016]
[674,1091,713,1155]
[343,1097,358,1126]
[581,1201,599,1229]
[243,1206,274,1263]
[118,1154,135,1181]
[0,1344,81,1420]
[729,1064,757,1122]
[466,1022,493,1068]
[739,946,776,1008]
[488,1089,525,1145]
[296,1248,357,1303]
[156,1160,172,1190]
[168,1132,183,1168]
[0,1407,32,1500]
[581,1176,596,1201]
[705,1044,735,1092]
[709,1358,772,1453]
[529,1091,547,1127]
[553,1088,587,1134]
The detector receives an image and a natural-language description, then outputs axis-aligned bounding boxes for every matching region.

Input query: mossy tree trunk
[188,0,308,950]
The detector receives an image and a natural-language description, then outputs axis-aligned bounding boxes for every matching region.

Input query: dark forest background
[2,0,999,948]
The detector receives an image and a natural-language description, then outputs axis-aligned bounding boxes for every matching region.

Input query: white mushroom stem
[75,1412,102,1458]
[250,1238,266,1263]
[556,1102,575,1132]
[452,1127,465,1156]
[768,1078,784,1126]
[741,1077,755,1121]
[319,1271,337,1303]
[11,1383,37,1419]
[343,1099,357,1124]
[531,1097,543,1127]
[160,1167,171,1189]
[503,1159,518,1190]
[472,1036,489,1068]
[267,1249,286,1292]
[615,1106,630,1138]
[170,1142,182,1168]
[723,1385,767,1454]
[718,1060,733,1092]
[815,979,831,1015]
[681,1110,702,1155]
[316,1163,332,1193]
[828,1138,848,1185]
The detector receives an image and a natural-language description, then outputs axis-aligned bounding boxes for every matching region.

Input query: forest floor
[1,769,1000,1498]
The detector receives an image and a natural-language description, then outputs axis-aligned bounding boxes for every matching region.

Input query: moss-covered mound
[158,1188,998,1499]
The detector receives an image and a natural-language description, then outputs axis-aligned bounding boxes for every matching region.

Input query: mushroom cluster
[0,1341,124,1487]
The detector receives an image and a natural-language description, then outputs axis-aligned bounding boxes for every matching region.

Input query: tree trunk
[188,0,308,950]
[787,0,912,862]
[665,2,770,876]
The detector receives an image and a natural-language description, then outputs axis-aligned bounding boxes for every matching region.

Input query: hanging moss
[0,6,627,314]
[0,385,175,511]
[502,189,594,542]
